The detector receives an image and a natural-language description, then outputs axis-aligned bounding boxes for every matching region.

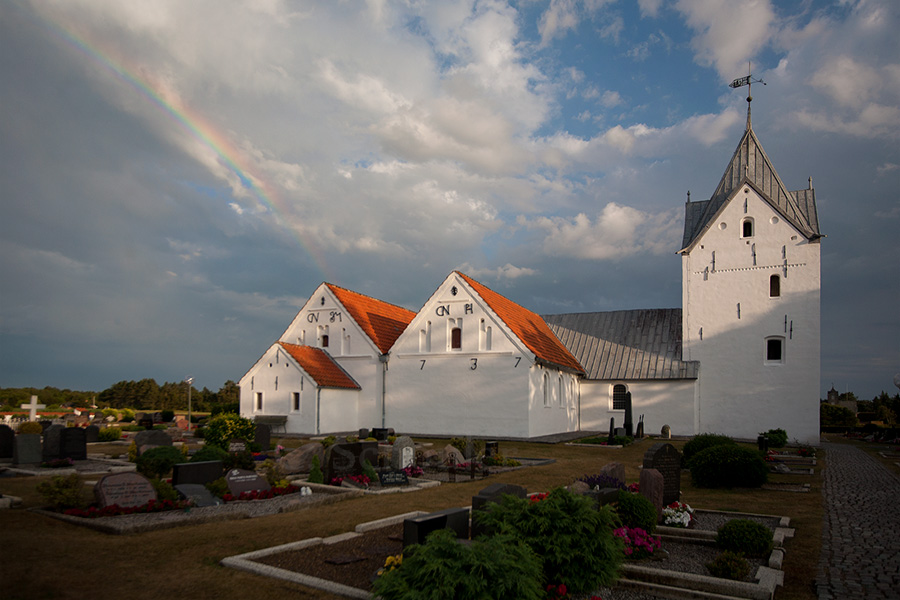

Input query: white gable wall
[387,273,578,438]
[682,186,820,443]
[279,284,383,429]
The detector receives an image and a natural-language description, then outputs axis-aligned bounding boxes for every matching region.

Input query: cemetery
[2,408,898,599]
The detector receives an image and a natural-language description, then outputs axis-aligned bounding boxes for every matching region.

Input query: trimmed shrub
[202,413,255,451]
[682,433,736,466]
[17,421,43,435]
[189,445,230,464]
[690,445,768,488]
[761,428,788,449]
[450,437,483,458]
[205,477,229,499]
[151,478,179,502]
[36,473,86,510]
[614,489,658,533]
[716,519,774,557]
[97,427,122,442]
[135,446,185,480]
[373,529,544,600]
[308,454,324,484]
[706,551,752,580]
[473,487,622,593]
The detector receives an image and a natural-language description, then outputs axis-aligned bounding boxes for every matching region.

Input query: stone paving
[816,442,900,600]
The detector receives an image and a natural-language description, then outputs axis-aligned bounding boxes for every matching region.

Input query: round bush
[716,519,774,557]
[135,446,185,479]
[690,445,768,488]
[706,550,752,580]
[17,421,43,435]
[189,445,230,464]
[202,413,255,451]
[762,428,788,448]
[682,433,735,466]
[615,489,658,533]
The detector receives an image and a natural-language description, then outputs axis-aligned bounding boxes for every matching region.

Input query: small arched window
[769,274,781,297]
[742,218,754,238]
[612,384,627,410]
[451,327,462,349]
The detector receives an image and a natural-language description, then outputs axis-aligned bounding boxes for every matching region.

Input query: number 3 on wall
[470,358,478,370]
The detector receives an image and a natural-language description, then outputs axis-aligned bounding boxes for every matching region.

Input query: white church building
[240,109,822,444]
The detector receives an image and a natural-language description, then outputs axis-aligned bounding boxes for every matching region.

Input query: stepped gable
[543,309,699,381]
[278,343,360,389]
[680,121,821,252]
[456,272,584,375]
[325,283,416,354]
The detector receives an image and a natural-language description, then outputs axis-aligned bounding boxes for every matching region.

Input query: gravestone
[0,425,14,459]
[175,483,223,507]
[172,460,224,487]
[225,468,271,496]
[441,444,465,466]
[371,428,389,442]
[660,424,671,439]
[378,471,409,487]
[598,462,625,486]
[391,436,416,471]
[20,395,45,421]
[59,427,87,461]
[42,424,65,461]
[95,472,157,508]
[471,483,527,538]
[13,434,42,465]
[607,417,615,445]
[358,428,370,439]
[323,440,378,484]
[614,427,626,438]
[635,415,644,439]
[138,415,154,430]
[403,507,470,548]
[639,468,665,523]
[228,439,248,453]
[484,441,499,458]
[278,442,324,475]
[623,392,634,437]
[133,429,173,455]
[642,443,682,505]
[84,425,100,444]
[39,420,52,433]
[254,424,271,452]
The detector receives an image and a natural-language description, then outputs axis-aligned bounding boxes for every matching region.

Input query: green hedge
[690,445,768,488]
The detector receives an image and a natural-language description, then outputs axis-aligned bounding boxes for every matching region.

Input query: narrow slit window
[255,392,263,411]
[292,392,300,412]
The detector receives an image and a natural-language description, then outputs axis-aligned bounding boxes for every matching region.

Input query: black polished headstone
[172,460,224,487]
[607,417,615,445]
[624,392,634,437]
[323,441,379,484]
[403,507,470,548]
[175,483,223,507]
[60,427,87,460]
[0,425,14,459]
[84,425,100,444]
[254,424,271,452]
[42,425,65,461]
[224,468,271,496]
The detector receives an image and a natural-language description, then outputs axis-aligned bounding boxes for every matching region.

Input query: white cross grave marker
[21,395,46,421]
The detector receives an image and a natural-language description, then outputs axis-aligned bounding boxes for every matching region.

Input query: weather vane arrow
[730,63,766,127]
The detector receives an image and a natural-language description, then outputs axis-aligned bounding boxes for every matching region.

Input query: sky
[1,0,898,400]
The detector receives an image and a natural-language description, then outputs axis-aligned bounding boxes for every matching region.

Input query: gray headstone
[84,425,100,444]
[172,460,224,487]
[278,442,324,475]
[133,429,173,455]
[358,428,370,439]
[441,444,465,466]
[39,420,52,433]
[254,424,271,451]
[42,424,65,461]
[391,436,416,471]
[225,468,271,496]
[13,434,42,465]
[60,427,87,461]
[95,472,157,508]
[642,443,682,505]
[614,427,626,438]
[639,468,665,523]
[661,424,671,439]
[175,483,223,507]
[323,441,378,484]
[471,483,527,538]
[0,425,14,458]
[403,507,470,548]
[598,462,625,486]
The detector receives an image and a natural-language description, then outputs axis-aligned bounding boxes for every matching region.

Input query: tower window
[770,275,781,297]
[612,384,627,410]
[255,392,263,411]
[742,218,754,238]
[451,327,462,349]
[765,337,784,363]
[321,334,329,348]
[292,392,300,412]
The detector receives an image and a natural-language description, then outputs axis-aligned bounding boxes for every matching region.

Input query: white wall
[580,379,697,436]
[683,187,821,443]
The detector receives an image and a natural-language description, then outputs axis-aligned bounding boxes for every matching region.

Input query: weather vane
[730,62,765,125]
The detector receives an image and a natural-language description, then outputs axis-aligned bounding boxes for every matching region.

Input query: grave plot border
[30,483,362,535]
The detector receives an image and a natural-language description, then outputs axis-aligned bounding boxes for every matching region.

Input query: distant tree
[820,403,858,428]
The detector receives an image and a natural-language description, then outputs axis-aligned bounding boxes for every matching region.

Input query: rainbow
[31,7,330,277]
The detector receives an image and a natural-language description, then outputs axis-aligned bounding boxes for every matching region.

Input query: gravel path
[816,442,900,600]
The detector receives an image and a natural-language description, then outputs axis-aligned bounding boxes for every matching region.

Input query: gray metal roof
[542,309,699,381]
[680,123,821,252]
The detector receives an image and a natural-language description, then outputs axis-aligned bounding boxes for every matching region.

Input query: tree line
[1,380,240,413]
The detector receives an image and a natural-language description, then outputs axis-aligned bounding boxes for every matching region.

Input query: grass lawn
[0,435,825,600]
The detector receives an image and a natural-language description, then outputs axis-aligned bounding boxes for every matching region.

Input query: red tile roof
[325,283,415,354]
[455,272,584,374]
[279,343,360,389]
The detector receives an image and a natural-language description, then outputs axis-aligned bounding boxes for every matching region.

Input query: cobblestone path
[816,442,900,600]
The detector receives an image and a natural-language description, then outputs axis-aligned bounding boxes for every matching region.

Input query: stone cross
[21,396,46,421]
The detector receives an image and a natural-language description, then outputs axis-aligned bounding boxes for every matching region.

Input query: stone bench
[254,415,288,433]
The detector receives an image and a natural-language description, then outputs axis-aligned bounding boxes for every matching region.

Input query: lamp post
[184,377,193,433]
